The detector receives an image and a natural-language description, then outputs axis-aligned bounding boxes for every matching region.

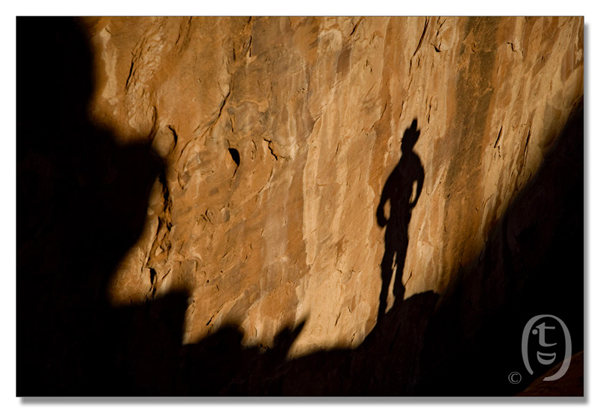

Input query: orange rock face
[79,16,584,354]
[18,16,583,396]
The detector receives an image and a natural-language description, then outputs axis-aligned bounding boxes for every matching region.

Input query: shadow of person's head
[401,119,421,153]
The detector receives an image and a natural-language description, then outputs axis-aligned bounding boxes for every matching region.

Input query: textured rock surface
[17,16,583,396]
[79,16,583,355]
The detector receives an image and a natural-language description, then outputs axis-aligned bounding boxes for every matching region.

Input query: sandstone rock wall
[80,16,583,357]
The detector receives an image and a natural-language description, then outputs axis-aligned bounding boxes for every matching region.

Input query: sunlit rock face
[81,16,583,357]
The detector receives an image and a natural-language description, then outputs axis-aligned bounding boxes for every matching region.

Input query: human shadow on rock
[16,18,438,395]
[376,119,425,319]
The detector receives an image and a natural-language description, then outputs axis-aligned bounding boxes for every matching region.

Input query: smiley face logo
[521,315,571,381]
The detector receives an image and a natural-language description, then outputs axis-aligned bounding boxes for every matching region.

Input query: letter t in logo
[533,322,557,366]
[532,322,556,347]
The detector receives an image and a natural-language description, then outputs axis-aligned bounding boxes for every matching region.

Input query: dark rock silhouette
[17,16,165,395]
